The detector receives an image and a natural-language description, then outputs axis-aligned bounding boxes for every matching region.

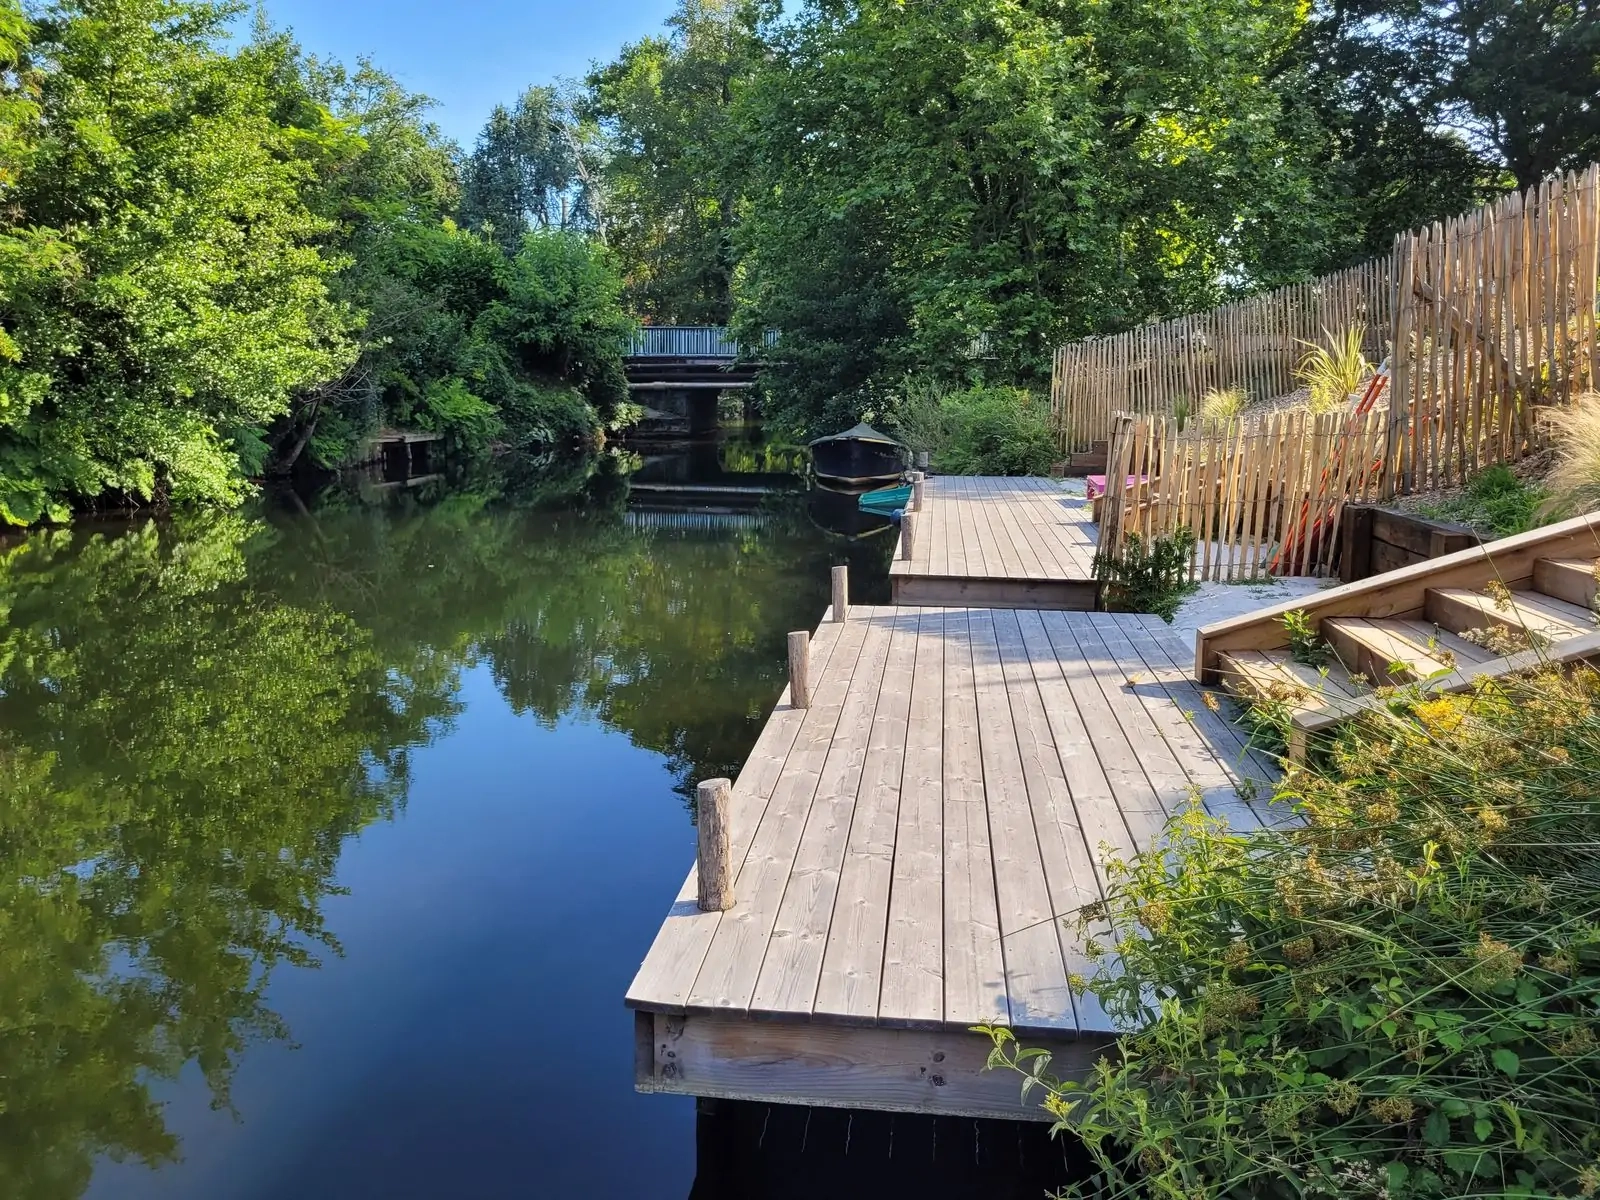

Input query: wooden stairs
[1195,512,1600,759]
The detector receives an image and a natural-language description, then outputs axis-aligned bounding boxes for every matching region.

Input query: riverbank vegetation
[3,0,1596,520]
[0,0,632,525]
[984,666,1600,1199]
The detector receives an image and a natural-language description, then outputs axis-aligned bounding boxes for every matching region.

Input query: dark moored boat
[808,422,906,487]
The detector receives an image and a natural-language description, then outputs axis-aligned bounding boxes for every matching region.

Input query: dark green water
[0,446,905,1199]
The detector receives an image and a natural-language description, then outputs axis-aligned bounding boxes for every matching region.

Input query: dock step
[1322,617,1459,684]
[1532,557,1600,610]
[1424,585,1595,646]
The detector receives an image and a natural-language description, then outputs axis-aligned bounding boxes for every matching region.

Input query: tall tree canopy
[585,0,764,323]
[459,84,605,252]
[725,0,1338,433]
[0,0,355,524]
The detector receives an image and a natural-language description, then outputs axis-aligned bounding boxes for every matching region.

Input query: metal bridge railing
[627,326,779,358]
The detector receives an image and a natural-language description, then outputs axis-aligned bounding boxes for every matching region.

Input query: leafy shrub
[1093,528,1198,621]
[1297,325,1372,413]
[983,665,1600,1200]
[887,376,955,460]
[419,378,503,453]
[934,385,1057,476]
[1543,391,1600,518]
[1284,607,1332,666]
[1418,464,1546,537]
[1201,386,1247,421]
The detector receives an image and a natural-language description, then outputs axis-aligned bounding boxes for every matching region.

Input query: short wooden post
[912,474,926,512]
[787,630,811,709]
[696,778,734,911]
[900,511,918,560]
[915,450,930,470]
[830,564,849,622]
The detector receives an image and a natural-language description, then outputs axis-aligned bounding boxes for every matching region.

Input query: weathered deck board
[630,605,1272,1051]
[891,477,1100,608]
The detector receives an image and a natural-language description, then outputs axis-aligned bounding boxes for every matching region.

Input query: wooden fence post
[911,472,926,512]
[900,512,918,560]
[787,630,811,709]
[830,564,849,622]
[696,778,734,912]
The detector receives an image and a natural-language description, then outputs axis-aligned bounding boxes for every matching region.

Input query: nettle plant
[982,666,1600,1200]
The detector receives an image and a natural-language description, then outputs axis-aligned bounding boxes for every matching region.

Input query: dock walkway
[889,477,1100,608]
[628,604,1281,1120]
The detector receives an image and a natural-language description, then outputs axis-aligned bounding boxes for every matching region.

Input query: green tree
[729,0,1335,436]
[0,0,356,524]
[460,84,604,253]
[585,0,764,322]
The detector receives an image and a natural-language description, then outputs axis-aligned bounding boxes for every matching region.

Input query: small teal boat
[857,482,912,516]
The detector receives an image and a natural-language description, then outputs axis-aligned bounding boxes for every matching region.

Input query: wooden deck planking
[938,608,1011,1027]
[891,477,1099,594]
[751,607,899,1016]
[813,608,919,1021]
[630,605,1276,1067]
[968,608,1076,1033]
[688,613,874,1012]
[625,616,852,1010]
[877,608,947,1026]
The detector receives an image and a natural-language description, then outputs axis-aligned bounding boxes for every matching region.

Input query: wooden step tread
[1425,586,1596,643]
[1391,619,1496,665]
[1216,650,1367,714]
[1323,617,1458,684]
[1533,557,1600,609]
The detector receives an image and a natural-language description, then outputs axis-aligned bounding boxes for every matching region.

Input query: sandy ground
[1163,574,1329,640]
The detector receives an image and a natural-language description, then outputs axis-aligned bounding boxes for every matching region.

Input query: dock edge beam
[633,1010,1107,1122]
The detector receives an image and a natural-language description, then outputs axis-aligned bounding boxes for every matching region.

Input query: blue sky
[255,0,681,147]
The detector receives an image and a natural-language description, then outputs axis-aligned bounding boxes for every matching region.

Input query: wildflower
[1363,799,1399,825]
[1485,579,1514,610]
[1042,1092,1076,1122]
[1468,931,1522,988]
[1282,936,1315,964]
[1067,973,1088,995]
[1554,1026,1598,1058]
[1413,697,1465,734]
[1201,690,1221,712]
[1137,900,1172,933]
[1223,939,1251,974]
[1323,1079,1360,1115]
[1366,1096,1415,1124]
[1472,804,1509,836]
[1261,1093,1305,1133]
[1539,948,1575,975]
[1578,1163,1600,1198]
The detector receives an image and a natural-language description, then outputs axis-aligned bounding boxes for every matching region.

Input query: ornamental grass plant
[984,665,1600,1200]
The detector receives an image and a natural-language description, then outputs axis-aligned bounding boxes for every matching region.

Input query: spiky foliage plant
[1297,326,1373,413]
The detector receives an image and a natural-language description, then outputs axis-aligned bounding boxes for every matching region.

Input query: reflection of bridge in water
[625,327,776,434]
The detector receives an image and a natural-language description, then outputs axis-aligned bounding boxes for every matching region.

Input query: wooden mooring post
[900,512,918,561]
[787,630,811,709]
[910,471,926,512]
[696,778,734,911]
[830,564,849,622]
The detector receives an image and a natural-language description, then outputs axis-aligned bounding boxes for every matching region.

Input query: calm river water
[0,440,1075,1198]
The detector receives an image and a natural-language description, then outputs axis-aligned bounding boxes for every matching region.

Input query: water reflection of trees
[0,471,884,1196]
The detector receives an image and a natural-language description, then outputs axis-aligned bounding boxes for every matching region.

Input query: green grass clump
[1200,386,1247,421]
[1417,464,1547,537]
[982,665,1600,1200]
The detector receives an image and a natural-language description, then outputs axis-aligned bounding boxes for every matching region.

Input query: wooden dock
[627,604,1281,1120]
[889,477,1100,609]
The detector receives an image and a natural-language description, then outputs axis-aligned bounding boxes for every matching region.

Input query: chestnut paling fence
[1073,165,1600,577]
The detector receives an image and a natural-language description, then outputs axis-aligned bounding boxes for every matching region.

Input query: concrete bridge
[624,326,775,433]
